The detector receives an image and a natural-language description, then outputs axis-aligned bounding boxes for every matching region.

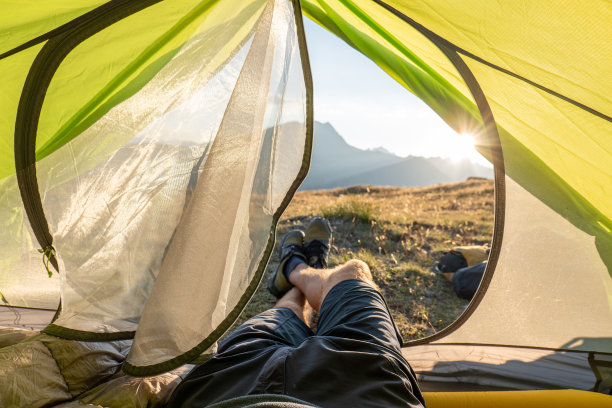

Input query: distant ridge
[300,122,492,190]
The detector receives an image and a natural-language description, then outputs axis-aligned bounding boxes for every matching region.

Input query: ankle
[283,256,307,281]
[287,262,309,285]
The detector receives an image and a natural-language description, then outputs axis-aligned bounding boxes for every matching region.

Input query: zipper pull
[38,246,57,277]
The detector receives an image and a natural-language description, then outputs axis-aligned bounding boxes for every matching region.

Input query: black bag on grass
[436,251,467,273]
[452,261,486,300]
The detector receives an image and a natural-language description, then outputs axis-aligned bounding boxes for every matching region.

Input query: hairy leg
[275,287,313,326]
[288,259,374,312]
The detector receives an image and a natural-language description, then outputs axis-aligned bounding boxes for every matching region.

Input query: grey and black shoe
[304,217,332,269]
[268,230,307,298]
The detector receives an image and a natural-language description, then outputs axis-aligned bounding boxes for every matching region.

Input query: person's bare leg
[288,260,374,312]
[275,286,314,326]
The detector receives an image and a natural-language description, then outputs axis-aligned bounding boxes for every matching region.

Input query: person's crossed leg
[168,218,424,408]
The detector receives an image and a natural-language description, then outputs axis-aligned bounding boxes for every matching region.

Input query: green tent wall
[0,0,611,394]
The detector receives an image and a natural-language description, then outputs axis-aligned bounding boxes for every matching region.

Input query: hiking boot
[304,217,332,269]
[268,230,307,298]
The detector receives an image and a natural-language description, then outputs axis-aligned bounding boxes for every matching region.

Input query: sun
[445,132,476,162]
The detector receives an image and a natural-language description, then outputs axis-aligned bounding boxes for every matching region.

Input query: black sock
[283,256,306,281]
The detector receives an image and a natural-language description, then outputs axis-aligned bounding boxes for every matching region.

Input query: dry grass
[232,178,494,341]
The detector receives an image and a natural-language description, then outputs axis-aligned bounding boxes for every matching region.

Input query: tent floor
[403,343,600,392]
[0,305,55,330]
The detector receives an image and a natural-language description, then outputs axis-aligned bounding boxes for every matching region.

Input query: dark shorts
[168,280,425,408]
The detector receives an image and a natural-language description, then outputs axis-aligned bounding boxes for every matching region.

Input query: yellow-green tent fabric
[0,0,610,393]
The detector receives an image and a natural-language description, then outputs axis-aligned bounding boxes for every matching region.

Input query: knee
[318,259,376,311]
[336,259,373,282]
[343,259,370,274]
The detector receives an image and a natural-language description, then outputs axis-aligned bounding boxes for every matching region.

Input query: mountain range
[300,122,493,190]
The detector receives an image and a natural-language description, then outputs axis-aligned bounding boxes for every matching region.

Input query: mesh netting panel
[126,0,308,369]
[37,1,275,333]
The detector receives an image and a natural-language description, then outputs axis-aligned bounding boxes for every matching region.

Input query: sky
[303,18,490,167]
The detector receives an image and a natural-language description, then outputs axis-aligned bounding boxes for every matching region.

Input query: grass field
[233,178,494,342]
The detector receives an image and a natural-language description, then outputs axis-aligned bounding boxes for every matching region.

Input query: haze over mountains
[300,122,493,190]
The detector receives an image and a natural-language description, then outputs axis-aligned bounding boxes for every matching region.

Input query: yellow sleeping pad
[452,245,490,266]
[423,390,612,408]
